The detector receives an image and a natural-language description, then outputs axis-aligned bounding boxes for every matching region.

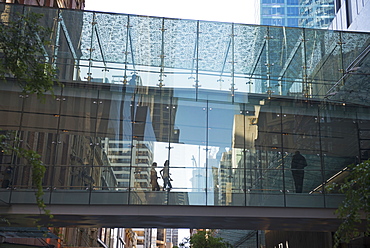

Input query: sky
[85,0,259,24]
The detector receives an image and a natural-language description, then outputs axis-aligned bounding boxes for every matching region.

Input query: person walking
[160,160,172,191]
[291,151,307,193]
[150,162,160,191]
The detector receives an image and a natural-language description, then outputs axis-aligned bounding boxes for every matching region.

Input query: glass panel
[54,9,85,81]
[230,102,261,207]
[197,21,232,92]
[233,25,257,94]
[319,104,364,207]
[0,82,22,131]
[208,102,240,206]
[341,32,370,72]
[250,26,269,95]
[85,13,130,83]
[12,89,62,195]
[320,104,359,193]
[267,26,288,80]
[309,30,342,97]
[304,28,326,98]
[52,84,99,198]
[0,3,364,103]
[50,189,90,204]
[281,104,324,207]
[101,140,132,193]
[24,6,58,60]
[2,3,370,210]
[322,107,370,206]
[8,164,50,204]
[251,101,285,207]
[330,70,370,107]
[21,90,61,133]
[131,140,153,193]
[59,84,99,136]
[281,104,320,193]
[163,98,207,205]
[281,28,305,97]
[163,19,197,89]
[358,110,370,160]
[90,190,129,204]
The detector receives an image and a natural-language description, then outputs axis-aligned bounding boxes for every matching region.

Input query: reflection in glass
[1,3,370,209]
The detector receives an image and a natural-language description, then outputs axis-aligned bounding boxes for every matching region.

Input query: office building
[261,0,335,28]
[329,0,370,32]
[166,228,179,247]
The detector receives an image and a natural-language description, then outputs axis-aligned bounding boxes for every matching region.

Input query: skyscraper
[166,228,179,247]
[260,0,335,28]
[329,0,370,32]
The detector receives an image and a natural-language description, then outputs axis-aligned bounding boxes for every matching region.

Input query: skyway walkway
[0,3,370,230]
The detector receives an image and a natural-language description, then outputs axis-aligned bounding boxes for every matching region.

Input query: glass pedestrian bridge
[0,3,370,224]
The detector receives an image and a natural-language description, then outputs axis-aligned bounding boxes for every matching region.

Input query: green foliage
[179,230,231,248]
[0,132,52,218]
[0,12,57,100]
[0,10,57,223]
[327,160,370,247]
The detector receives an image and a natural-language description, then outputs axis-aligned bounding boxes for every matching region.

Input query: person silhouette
[160,160,172,191]
[1,166,12,188]
[291,151,307,193]
[150,162,160,191]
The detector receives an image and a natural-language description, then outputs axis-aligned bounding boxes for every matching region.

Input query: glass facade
[1,4,370,208]
[261,0,336,28]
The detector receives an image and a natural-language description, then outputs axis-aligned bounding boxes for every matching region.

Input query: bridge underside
[0,205,343,231]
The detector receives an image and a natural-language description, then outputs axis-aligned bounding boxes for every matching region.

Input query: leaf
[0,12,58,100]
[329,159,370,247]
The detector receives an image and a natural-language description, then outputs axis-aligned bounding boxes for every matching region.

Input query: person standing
[291,151,307,193]
[1,166,12,188]
[150,162,160,191]
[160,160,172,191]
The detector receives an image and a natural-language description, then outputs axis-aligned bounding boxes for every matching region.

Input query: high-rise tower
[260,0,335,28]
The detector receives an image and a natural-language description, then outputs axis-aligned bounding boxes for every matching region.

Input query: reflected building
[103,140,153,190]
[101,80,180,191]
[166,228,179,247]
[4,129,117,191]
[2,227,128,248]
[0,3,370,247]
[135,228,167,248]
[216,150,233,206]
[190,158,206,203]
[190,152,215,205]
